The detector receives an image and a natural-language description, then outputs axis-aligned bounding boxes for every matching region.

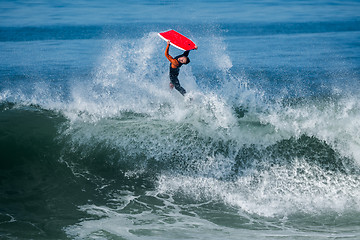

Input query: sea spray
[1,10,360,239]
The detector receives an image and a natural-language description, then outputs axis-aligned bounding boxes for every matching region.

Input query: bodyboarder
[164,40,197,96]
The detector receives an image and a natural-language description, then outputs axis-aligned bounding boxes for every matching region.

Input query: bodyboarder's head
[178,56,190,64]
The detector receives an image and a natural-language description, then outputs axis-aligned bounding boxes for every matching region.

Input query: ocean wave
[1,31,360,222]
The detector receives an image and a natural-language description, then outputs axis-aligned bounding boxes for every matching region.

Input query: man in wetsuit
[164,40,197,96]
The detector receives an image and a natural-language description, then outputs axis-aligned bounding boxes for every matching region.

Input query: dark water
[1,0,360,239]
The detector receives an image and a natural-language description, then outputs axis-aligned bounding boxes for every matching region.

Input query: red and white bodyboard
[158,30,197,51]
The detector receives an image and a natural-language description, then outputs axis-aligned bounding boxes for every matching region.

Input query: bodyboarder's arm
[165,41,180,68]
[182,50,190,57]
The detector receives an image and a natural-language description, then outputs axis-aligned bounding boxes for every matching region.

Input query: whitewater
[1,1,360,239]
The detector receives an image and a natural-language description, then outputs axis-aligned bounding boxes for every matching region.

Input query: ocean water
[1,0,360,239]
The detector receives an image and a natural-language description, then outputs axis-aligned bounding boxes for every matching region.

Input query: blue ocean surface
[1,0,360,239]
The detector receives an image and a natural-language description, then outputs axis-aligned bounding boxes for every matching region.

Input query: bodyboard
[158,30,197,51]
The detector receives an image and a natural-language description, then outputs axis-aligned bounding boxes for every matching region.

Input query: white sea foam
[49,31,360,177]
[2,30,360,227]
[156,156,360,217]
[262,96,360,164]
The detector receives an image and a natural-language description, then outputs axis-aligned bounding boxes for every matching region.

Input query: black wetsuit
[169,50,189,96]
